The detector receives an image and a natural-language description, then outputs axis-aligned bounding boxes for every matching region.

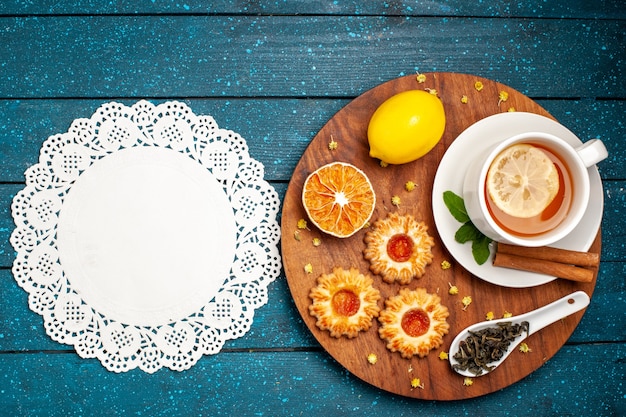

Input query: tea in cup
[463,132,608,247]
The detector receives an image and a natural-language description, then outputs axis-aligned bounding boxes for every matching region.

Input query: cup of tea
[462,131,608,247]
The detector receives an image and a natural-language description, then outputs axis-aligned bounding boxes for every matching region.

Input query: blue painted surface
[0,2,624,416]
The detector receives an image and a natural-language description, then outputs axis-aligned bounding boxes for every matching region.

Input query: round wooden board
[280,73,600,400]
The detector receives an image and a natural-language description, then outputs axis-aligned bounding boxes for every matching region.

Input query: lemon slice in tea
[487,143,559,218]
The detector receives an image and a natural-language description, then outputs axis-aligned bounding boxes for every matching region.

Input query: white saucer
[432,112,603,288]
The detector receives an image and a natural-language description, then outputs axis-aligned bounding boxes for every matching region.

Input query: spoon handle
[522,291,590,336]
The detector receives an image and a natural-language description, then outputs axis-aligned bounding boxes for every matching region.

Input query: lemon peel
[367,90,445,165]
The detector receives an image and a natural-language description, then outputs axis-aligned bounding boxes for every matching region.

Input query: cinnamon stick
[493,252,595,283]
[496,243,600,267]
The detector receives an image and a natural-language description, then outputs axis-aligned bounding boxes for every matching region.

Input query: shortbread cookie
[309,267,381,338]
[364,213,435,284]
[378,288,449,358]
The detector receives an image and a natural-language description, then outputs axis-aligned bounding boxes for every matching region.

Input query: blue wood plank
[1,180,625,265]
[1,260,624,352]
[0,99,624,184]
[0,99,345,183]
[1,0,625,19]
[0,16,623,98]
[0,345,623,416]
[0,268,319,352]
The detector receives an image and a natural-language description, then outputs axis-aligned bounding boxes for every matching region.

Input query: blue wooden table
[1,1,624,415]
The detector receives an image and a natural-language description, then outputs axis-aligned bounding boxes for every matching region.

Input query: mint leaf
[455,222,480,243]
[443,190,470,223]
[472,235,493,265]
[444,190,493,265]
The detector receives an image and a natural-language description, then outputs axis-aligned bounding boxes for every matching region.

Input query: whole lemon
[367,90,446,164]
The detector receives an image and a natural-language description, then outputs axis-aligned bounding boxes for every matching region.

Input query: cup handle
[576,139,608,168]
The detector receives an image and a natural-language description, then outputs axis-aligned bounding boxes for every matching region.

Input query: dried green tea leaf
[452,321,529,375]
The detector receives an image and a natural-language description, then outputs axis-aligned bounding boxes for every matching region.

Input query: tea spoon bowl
[448,291,590,377]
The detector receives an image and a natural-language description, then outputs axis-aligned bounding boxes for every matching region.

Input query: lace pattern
[10,101,282,373]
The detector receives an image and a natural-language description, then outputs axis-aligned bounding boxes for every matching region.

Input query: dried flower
[297,219,308,229]
[507,107,516,112]
[416,73,427,83]
[474,81,484,91]
[405,181,416,191]
[502,311,513,318]
[519,342,532,353]
[498,91,509,106]
[485,311,495,321]
[312,237,321,247]
[410,378,424,389]
[439,351,449,360]
[461,95,469,104]
[426,88,438,96]
[441,260,451,270]
[294,230,302,241]
[448,282,459,295]
[379,160,389,168]
[463,377,474,386]
[328,136,338,150]
[391,195,401,206]
[367,353,378,364]
[304,263,313,274]
[462,296,472,310]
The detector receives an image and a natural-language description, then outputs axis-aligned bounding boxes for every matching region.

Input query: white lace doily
[10,100,282,373]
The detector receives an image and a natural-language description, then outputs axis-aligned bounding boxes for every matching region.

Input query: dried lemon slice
[302,162,376,238]
[487,143,559,218]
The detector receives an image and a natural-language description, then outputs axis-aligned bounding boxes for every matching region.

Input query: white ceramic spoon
[448,291,590,377]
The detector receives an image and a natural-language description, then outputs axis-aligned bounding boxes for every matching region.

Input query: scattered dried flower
[416,73,427,84]
[519,342,532,353]
[462,296,472,310]
[474,81,484,91]
[410,378,424,389]
[367,353,378,364]
[312,237,321,247]
[461,95,469,104]
[379,160,389,168]
[297,219,308,229]
[439,351,449,360]
[304,263,313,274]
[463,377,474,386]
[426,88,438,96]
[328,136,338,150]
[507,107,516,112]
[404,181,416,192]
[498,91,509,106]
[294,230,302,241]
[502,311,513,318]
[448,282,459,295]
[391,195,401,206]
[441,260,451,270]
[485,311,495,321]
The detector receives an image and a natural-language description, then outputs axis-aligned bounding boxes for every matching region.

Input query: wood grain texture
[0,344,623,417]
[0,2,624,415]
[281,73,601,400]
[1,0,625,19]
[1,99,624,183]
[0,16,623,98]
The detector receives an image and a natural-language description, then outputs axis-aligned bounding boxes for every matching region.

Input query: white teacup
[462,132,608,247]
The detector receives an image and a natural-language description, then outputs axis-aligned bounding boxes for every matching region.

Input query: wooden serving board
[280,73,600,400]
